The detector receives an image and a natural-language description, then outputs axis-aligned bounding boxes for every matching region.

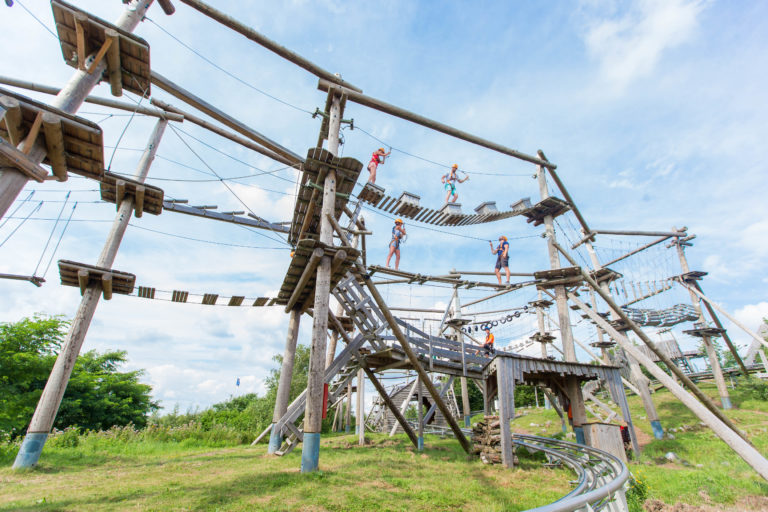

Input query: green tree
[0,315,158,436]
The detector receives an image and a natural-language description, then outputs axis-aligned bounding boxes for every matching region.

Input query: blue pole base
[574,426,586,445]
[651,420,664,439]
[345,425,350,433]
[267,426,282,454]
[417,436,424,451]
[721,396,732,410]
[12,432,48,469]
[464,415,471,428]
[300,432,321,473]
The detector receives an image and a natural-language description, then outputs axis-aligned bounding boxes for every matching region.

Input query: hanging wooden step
[534,266,583,289]
[358,181,386,205]
[683,326,726,338]
[51,0,151,97]
[58,260,135,299]
[589,267,622,284]
[530,332,556,344]
[0,87,104,181]
[520,196,571,226]
[677,270,708,283]
[100,171,164,217]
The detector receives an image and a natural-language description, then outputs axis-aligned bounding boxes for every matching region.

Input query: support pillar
[495,358,515,468]
[535,291,551,409]
[345,380,352,433]
[13,118,166,469]
[417,376,424,451]
[566,376,587,444]
[269,308,301,454]
[452,289,472,426]
[300,92,342,472]
[356,368,365,445]
[674,238,731,409]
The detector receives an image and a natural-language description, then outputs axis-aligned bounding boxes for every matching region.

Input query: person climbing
[442,164,468,203]
[481,326,495,356]
[490,236,510,284]
[385,218,406,270]
[367,147,391,184]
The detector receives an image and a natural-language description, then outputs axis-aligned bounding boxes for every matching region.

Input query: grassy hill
[1,382,767,511]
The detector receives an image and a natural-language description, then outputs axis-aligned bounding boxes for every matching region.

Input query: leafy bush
[626,470,650,512]
[740,377,768,401]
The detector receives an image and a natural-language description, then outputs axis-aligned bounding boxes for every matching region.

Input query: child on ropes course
[490,235,510,284]
[367,147,391,184]
[481,326,495,356]
[385,218,406,270]
[442,164,468,203]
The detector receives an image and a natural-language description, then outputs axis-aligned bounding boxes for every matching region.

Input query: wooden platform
[678,270,708,283]
[58,259,135,299]
[589,267,622,284]
[368,265,524,291]
[530,332,556,344]
[0,87,104,180]
[52,0,151,97]
[520,197,571,226]
[276,238,360,310]
[356,182,528,227]
[100,171,164,216]
[683,326,726,338]
[289,147,363,245]
[533,266,583,289]
[528,299,554,308]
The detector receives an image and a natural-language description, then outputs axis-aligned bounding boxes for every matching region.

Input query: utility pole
[13,118,166,468]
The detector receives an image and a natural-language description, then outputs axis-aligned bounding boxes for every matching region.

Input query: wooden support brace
[157,0,176,15]
[101,273,113,300]
[0,138,48,182]
[330,249,347,275]
[104,29,122,97]
[284,247,323,312]
[115,180,126,209]
[19,111,43,155]
[77,269,89,295]
[74,13,88,71]
[134,185,145,218]
[41,113,67,181]
[0,96,22,145]
[86,38,113,75]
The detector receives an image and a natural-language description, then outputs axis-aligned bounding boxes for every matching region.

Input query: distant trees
[0,315,158,437]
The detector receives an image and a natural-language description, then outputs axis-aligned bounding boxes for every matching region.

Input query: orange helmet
[378,147,385,152]
[395,218,403,224]
[452,164,458,169]
[499,236,508,241]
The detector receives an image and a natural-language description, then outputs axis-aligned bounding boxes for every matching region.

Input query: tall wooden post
[268,308,301,453]
[356,368,365,445]
[453,288,472,427]
[674,238,731,409]
[583,237,663,439]
[13,118,166,469]
[0,0,154,221]
[417,375,424,450]
[534,291,551,410]
[536,158,583,441]
[345,380,352,433]
[301,92,342,472]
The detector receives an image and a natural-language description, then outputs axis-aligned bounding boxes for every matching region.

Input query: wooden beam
[593,229,687,238]
[74,13,88,71]
[0,95,22,145]
[536,150,589,236]
[77,269,89,294]
[19,111,43,154]
[176,0,361,92]
[0,138,48,182]
[157,0,176,15]
[330,249,347,275]
[151,71,303,164]
[86,38,114,75]
[134,185,145,218]
[104,29,122,97]
[284,247,323,312]
[318,78,553,169]
[101,273,113,300]
[115,180,126,208]
[41,113,67,181]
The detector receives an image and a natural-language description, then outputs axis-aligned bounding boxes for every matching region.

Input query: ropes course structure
[2,1,768,508]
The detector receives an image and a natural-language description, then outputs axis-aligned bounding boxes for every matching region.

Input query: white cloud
[734,302,768,333]
[582,0,709,91]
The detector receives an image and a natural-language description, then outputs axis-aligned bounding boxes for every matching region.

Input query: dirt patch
[634,426,654,448]
[644,495,768,512]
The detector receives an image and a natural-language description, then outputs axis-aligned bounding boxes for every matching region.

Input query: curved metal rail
[514,434,629,512]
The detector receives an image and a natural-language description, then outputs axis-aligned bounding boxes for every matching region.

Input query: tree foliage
[0,315,158,436]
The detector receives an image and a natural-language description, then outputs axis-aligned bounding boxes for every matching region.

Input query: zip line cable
[168,124,289,246]
[128,224,288,250]
[13,0,57,39]
[33,191,70,277]
[41,201,78,279]
[0,201,43,248]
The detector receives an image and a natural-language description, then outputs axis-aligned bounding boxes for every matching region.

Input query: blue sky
[0,0,766,411]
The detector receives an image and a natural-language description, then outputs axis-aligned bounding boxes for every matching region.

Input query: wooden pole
[417,375,424,450]
[13,117,166,469]
[569,292,768,481]
[582,237,663,439]
[356,368,365,445]
[268,307,301,454]
[536,154,575,362]
[495,358,515,467]
[318,79,553,169]
[150,71,303,165]
[692,282,749,377]
[176,0,361,93]
[345,380,352,433]
[0,0,154,222]
[553,240,748,440]
[453,290,472,427]
[673,239,731,409]
[300,92,341,472]
[535,150,590,236]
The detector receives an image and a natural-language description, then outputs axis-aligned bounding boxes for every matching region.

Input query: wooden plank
[101,273,113,300]
[105,29,122,96]
[0,96,22,145]
[202,293,218,305]
[42,113,68,181]
[78,269,89,294]
[19,111,44,155]
[74,13,88,70]
[86,37,113,74]
[228,296,244,306]
[134,185,145,217]
[0,138,48,182]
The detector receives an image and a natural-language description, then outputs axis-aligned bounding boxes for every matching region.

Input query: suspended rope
[40,201,78,280]
[32,191,70,277]
[0,190,33,232]
[0,201,43,249]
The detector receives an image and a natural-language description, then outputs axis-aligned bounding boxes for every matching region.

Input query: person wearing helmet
[490,235,510,284]
[441,163,468,203]
[481,326,495,356]
[367,147,391,184]
[386,218,406,270]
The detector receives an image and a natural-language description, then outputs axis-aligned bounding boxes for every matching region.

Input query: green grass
[0,433,570,511]
[2,382,767,511]
[509,381,768,508]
